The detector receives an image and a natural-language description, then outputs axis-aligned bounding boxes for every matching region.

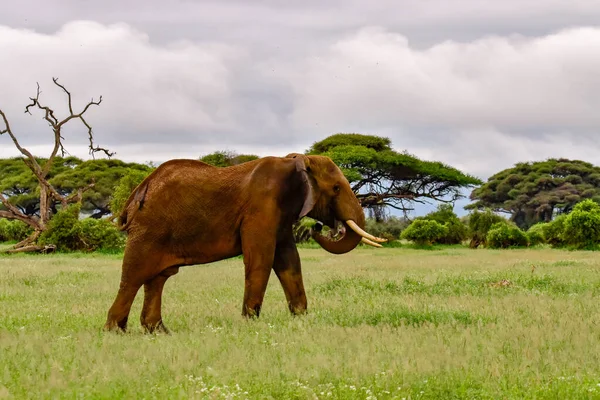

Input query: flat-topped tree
[306,134,482,219]
[0,78,112,252]
[467,158,600,229]
[0,157,154,221]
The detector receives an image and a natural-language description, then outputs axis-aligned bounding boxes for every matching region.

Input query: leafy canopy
[0,157,79,217]
[0,157,152,219]
[307,133,482,212]
[468,158,600,229]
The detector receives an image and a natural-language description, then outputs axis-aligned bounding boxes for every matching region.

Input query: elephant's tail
[118,181,150,231]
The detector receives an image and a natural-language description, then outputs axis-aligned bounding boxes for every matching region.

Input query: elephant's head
[286,153,386,254]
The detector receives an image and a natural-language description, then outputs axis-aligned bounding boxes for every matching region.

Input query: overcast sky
[2,0,600,214]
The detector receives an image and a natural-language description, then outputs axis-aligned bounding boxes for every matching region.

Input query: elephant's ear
[286,153,316,219]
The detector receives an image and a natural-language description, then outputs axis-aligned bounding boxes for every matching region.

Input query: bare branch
[0,110,43,173]
[52,77,73,115]
[25,83,60,126]
[49,78,110,160]
[23,82,41,115]
[80,115,114,158]
[0,206,41,230]
[65,180,95,204]
[79,95,103,115]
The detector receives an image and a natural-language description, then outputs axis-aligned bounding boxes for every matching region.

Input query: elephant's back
[121,159,249,239]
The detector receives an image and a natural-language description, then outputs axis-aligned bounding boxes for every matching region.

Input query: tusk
[361,237,383,248]
[346,220,388,243]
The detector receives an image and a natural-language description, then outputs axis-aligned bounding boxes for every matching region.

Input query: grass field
[2,246,600,399]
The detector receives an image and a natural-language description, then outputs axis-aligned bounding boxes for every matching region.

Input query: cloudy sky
[2,1,600,204]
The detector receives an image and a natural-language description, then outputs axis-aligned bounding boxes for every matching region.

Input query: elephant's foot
[242,303,261,318]
[103,318,128,333]
[142,319,170,334]
[289,304,307,316]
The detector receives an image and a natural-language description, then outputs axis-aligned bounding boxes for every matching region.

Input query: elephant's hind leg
[140,266,179,334]
[104,246,157,333]
[104,278,143,333]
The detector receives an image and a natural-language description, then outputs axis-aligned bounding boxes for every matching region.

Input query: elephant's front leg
[241,227,277,318]
[273,239,307,315]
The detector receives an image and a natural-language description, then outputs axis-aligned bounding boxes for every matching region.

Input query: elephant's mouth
[312,219,385,247]
[313,219,346,240]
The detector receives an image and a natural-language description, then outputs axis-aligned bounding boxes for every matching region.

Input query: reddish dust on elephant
[104,153,386,333]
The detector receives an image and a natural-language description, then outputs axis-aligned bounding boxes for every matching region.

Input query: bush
[0,219,33,242]
[563,199,600,249]
[293,217,317,243]
[420,204,468,245]
[39,204,82,251]
[79,218,125,252]
[39,204,125,252]
[440,219,469,245]
[365,216,409,240]
[543,214,567,247]
[467,209,508,248]
[486,222,528,248]
[526,223,546,246]
[401,219,448,246]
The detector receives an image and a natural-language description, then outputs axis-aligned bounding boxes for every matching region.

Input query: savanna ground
[1,244,600,399]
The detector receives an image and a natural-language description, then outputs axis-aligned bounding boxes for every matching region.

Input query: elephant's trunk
[312,219,364,254]
[311,193,386,254]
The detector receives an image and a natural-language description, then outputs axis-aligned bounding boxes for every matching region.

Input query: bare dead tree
[0,78,112,252]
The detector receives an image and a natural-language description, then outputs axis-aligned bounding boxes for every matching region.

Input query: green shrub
[563,199,600,249]
[486,222,528,248]
[526,223,546,246]
[419,205,468,245]
[79,218,125,252]
[365,216,409,240]
[38,204,125,252]
[0,219,9,241]
[401,219,448,246]
[0,219,33,242]
[293,217,317,243]
[380,238,403,248]
[467,209,507,248]
[39,204,83,251]
[440,219,468,245]
[543,214,567,247]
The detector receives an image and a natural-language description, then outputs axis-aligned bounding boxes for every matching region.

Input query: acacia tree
[200,135,480,222]
[0,78,112,252]
[467,158,600,229]
[307,134,482,220]
[0,157,151,220]
[50,158,153,219]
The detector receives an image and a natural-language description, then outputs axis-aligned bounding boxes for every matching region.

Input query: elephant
[103,153,386,333]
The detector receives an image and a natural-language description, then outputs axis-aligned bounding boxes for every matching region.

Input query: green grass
[2,247,600,399]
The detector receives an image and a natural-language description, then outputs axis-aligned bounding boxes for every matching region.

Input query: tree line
[3,78,600,252]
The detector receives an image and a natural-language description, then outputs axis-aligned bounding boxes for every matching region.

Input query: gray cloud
[1,2,600,188]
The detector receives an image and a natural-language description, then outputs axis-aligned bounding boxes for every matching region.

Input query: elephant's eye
[333,184,341,194]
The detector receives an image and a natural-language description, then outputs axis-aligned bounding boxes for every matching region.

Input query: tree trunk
[4,244,55,254]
